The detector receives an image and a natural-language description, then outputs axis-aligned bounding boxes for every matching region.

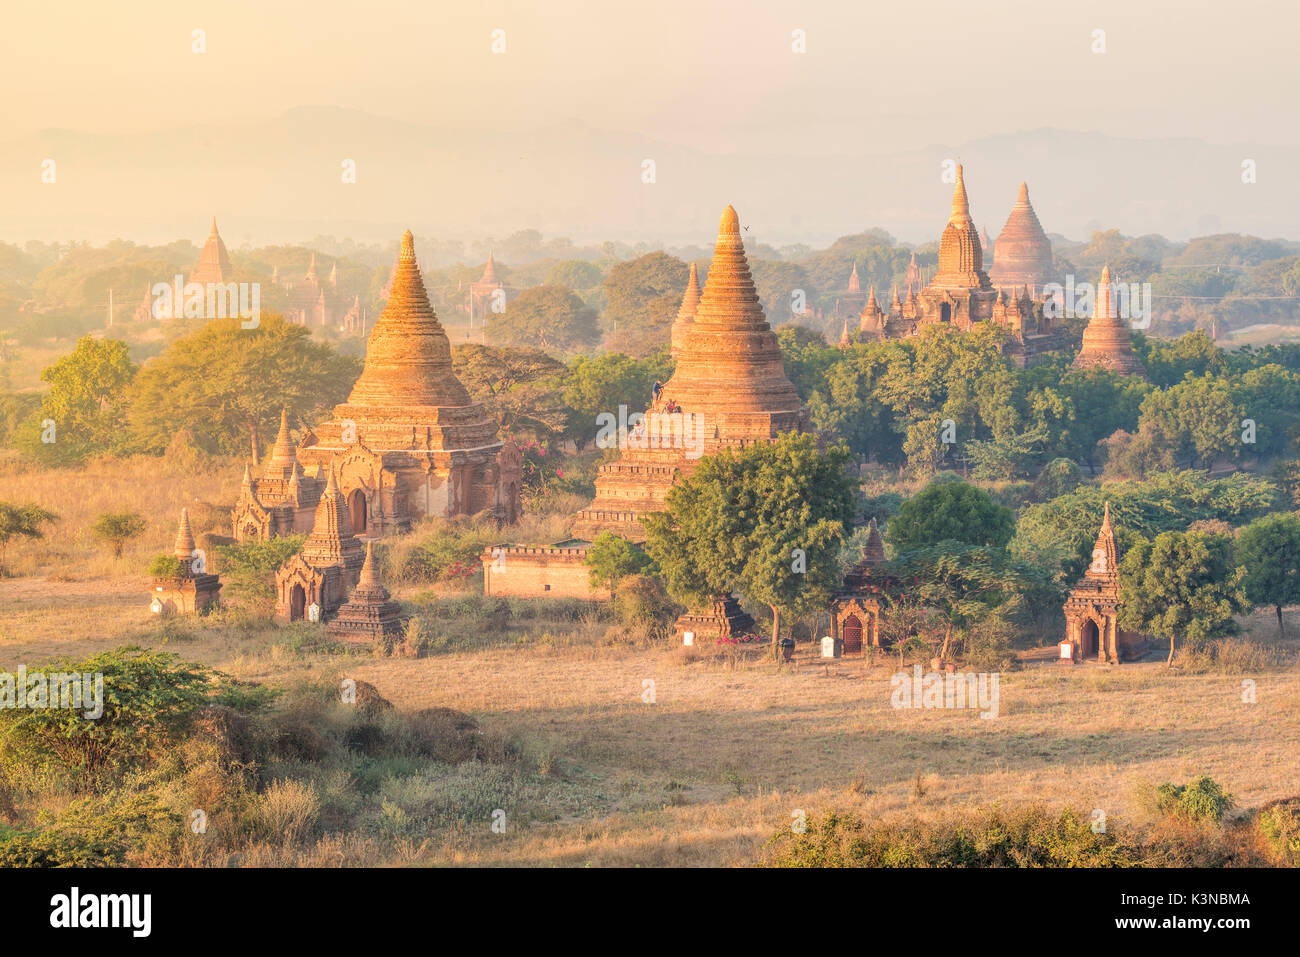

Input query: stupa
[669,261,701,358]
[988,182,1054,291]
[1072,266,1149,378]
[150,508,222,615]
[242,230,522,541]
[570,204,809,541]
[190,218,232,287]
[485,205,810,600]
[830,517,890,653]
[326,541,408,644]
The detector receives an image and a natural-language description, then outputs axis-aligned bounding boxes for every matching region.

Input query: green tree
[486,284,598,352]
[645,433,856,646]
[602,251,688,357]
[1118,531,1249,667]
[887,480,1015,552]
[562,351,674,448]
[1235,513,1300,635]
[18,336,137,464]
[0,502,58,572]
[452,344,569,439]
[90,511,146,558]
[584,532,653,594]
[126,315,357,459]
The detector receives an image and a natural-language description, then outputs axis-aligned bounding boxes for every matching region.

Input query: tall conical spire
[949,164,972,225]
[1095,265,1115,320]
[305,252,319,283]
[346,230,472,408]
[670,261,702,358]
[934,165,989,289]
[328,262,337,286]
[264,409,296,479]
[1085,501,1119,580]
[173,508,196,563]
[891,285,903,313]
[659,205,802,417]
[190,216,232,286]
[481,251,498,284]
[241,462,253,488]
[848,261,861,292]
[359,540,380,587]
[839,316,851,348]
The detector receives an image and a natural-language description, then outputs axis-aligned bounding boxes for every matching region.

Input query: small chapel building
[1062,503,1147,663]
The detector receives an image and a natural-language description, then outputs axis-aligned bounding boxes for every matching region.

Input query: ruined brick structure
[325,541,409,643]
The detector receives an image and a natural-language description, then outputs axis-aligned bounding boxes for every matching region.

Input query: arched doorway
[1079,619,1099,659]
[348,489,367,535]
[843,614,863,654]
[940,302,952,323]
[290,584,306,622]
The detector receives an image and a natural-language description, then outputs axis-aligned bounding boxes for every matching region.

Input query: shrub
[255,779,321,846]
[1257,797,1300,865]
[1144,776,1235,824]
[147,554,185,578]
[90,511,146,557]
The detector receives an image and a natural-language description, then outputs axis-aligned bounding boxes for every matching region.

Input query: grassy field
[1,459,1297,866]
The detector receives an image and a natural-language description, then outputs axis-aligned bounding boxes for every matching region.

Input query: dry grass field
[1,459,1297,867]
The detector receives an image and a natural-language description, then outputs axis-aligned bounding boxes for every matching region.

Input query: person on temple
[652,379,664,405]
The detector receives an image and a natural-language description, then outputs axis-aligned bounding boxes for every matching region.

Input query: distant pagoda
[1072,266,1148,378]
[988,182,1054,292]
[669,261,701,358]
[190,218,232,287]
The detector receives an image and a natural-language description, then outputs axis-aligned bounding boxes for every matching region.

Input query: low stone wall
[481,543,610,600]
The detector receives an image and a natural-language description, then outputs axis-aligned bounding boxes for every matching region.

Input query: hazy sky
[4,0,1294,150]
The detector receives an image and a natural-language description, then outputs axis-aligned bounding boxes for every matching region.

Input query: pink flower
[555,468,564,478]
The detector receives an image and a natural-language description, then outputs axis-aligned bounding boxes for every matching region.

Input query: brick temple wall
[481,544,610,600]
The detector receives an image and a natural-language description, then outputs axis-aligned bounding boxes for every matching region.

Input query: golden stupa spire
[173,508,196,562]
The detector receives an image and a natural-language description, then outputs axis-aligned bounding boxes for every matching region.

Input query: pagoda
[1072,265,1149,378]
[570,204,809,541]
[669,261,701,358]
[286,230,521,537]
[190,218,232,287]
[274,465,365,622]
[230,409,322,540]
[1062,504,1147,663]
[326,541,408,644]
[988,182,1054,292]
[830,517,890,653]
[150,508,222,615]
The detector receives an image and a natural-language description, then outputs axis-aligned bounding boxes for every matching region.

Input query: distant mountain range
[2,106,1296,249]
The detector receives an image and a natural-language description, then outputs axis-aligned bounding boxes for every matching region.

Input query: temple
[834,262,869,322]
[829,517,889,653]
[150,508,223,615]
[273,465,365,622]
[465,252,513,325]
[280,252,344,327]
[571,204,809,542]
[1062,504,1147,663]
[487,204,811,600]
[133,218,232,322]
[854,168,1066,367]
[1073,265,1149,378]
[232,230,522,542]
